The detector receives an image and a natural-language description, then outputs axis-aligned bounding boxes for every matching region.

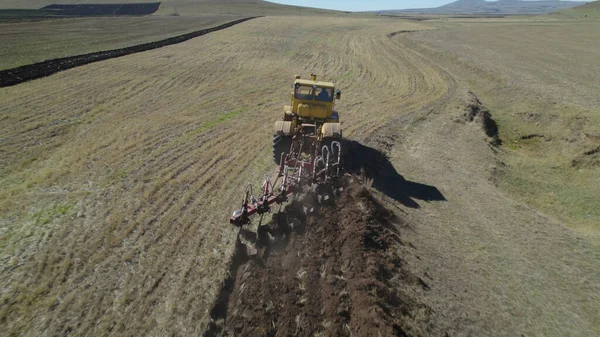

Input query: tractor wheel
[273,134,291,164]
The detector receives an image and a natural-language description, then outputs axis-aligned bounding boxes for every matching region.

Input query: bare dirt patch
[387,30,421,37]
[206,178,430,337]
[572,146,600,168]
[462,91,500,144]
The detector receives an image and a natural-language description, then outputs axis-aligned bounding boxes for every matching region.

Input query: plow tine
[331,141,342,177]
[279,152,286,175]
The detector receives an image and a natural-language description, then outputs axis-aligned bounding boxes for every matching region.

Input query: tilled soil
[206,178,430,337]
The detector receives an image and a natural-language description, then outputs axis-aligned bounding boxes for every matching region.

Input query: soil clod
[463,91,501,145]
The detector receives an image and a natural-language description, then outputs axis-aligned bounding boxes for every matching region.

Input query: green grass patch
[194,108,243,134]
[499,152,600,233]
[281,49,294,58]
[32,204,73,225]
[170,108,245,147]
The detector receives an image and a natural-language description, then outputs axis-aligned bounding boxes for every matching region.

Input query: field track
[1,15,599,337]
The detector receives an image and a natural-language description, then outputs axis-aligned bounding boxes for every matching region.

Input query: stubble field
[1,13,599,337]
[0,16,239,70]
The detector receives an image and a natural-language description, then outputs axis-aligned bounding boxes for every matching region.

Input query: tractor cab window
[315,87,333,102]
[294,84,313,100]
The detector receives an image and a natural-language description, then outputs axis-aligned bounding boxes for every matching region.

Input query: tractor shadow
[343,140,445,208]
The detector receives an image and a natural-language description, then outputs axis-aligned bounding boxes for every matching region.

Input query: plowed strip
[207,179,430,337]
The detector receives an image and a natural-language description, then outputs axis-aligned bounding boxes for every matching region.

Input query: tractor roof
[295,78,335,88]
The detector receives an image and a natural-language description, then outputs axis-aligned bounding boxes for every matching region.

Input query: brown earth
[207,177,431,337]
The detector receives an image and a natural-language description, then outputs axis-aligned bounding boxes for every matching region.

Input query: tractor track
[205,177,431,337]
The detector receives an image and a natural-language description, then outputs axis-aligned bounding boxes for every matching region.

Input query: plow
[230,74,344,255]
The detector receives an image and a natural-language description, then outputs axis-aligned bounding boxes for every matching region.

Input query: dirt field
[1,14,599,337]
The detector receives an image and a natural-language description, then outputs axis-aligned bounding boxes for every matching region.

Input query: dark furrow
[0,17,259,87]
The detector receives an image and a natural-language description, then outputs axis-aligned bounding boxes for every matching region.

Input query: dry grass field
[0,0,154,9]
[1,10,599,337]
[153,0,343,16]
[0,16,444,336]
[552,1,600,18]
[0,0,352,71]
[0,0,344,16]
[407,17,600,233]
[0,16,239,70]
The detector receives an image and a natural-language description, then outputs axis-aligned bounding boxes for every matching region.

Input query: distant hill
[552,0,600,18]
[379,0,588,15]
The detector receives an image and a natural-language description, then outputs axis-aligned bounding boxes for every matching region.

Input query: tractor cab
[289,74,340,121]
[273,74,343,165]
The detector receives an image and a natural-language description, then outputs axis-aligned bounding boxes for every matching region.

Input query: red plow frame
[230,140,342,227]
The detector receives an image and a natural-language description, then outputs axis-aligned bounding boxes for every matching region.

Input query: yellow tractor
[273,74,342,163]
[230,74,343,229]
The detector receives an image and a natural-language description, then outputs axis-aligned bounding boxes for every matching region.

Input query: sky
[267,0,582,12]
